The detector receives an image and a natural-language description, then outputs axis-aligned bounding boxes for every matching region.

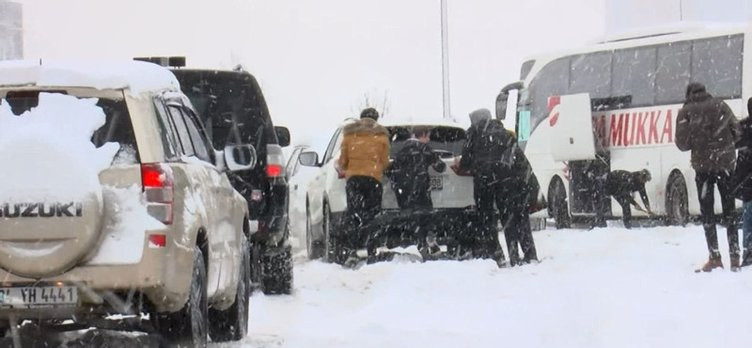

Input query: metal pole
[440,0,451,120]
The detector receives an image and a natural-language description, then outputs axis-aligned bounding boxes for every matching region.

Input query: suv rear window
[172,70,277,152]
[2,91,139,165]
[388,126,466,159]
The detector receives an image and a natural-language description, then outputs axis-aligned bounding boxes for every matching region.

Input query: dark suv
[137,58,293,294]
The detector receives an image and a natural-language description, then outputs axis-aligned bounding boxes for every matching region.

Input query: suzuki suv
[0,60,255,346]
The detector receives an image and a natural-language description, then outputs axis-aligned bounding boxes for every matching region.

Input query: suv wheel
[306,201,324,260]
[208,236,250,342]
[155,247,208,348]
[261,244,293,295]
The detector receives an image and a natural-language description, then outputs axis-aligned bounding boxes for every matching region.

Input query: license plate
[0,286,78,308]
[430,176,443,191]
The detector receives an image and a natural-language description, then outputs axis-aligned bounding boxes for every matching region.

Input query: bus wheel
[666,173,689,226]
[550,179,571,229]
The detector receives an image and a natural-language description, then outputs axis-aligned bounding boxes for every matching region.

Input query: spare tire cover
[0,131,106,278]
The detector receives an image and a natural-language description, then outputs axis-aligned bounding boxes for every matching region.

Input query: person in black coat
[733,98,752,267]
[603,169,653,229]
[497,138,539,264]
[458,109,520,266]
[388,126,446,255]
[389,126,446,210]
[676,82,740,272]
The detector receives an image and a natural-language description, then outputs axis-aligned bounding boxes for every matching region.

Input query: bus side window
[612,47,656,108]
[569,52,612,99]
[691,35,743,99]
[656,42,691,104]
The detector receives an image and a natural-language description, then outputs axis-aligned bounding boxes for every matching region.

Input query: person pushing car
[336,108,390,264]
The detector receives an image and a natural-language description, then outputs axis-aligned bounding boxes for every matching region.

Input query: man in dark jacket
[388,126,446,255]
[389,126,446,210]
[498,141,539,264]
[676,82,740,272]
[458,109,507,266]
[601,169,652,229]
[733,98,752,267]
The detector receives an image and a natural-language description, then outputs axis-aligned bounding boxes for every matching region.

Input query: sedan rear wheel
[306,202,324,260]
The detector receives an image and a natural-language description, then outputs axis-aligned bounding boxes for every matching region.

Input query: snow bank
[0,60,180,95]
[0,93,119,203]
[246,224,752,348]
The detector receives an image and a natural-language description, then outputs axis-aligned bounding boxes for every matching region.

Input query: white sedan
[299,121,477,262]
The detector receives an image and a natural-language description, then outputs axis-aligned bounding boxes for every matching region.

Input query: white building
[0,0,22,60]
[607,0,752,34]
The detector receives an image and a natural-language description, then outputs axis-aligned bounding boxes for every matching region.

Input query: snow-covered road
[229,224,752,348]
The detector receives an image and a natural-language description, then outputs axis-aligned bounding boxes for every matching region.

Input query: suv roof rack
[134,56,186,68]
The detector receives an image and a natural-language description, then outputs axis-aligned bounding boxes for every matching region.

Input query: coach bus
[496,24,748,228]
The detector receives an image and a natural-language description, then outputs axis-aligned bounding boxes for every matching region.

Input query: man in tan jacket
[337,108,390,261]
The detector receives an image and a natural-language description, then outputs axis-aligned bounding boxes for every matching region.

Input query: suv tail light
[266,144,286,178]
[141,163,174,225]
[266,163,283,177]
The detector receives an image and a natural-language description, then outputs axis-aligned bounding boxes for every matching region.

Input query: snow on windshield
[0,92,119,202]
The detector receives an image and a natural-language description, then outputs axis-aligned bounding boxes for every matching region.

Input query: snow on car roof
[336,117,464,128]
[380,119,465,129]
[0,60,180,95]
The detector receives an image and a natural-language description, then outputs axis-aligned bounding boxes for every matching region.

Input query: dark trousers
[695,171,739,259]
[345,176,383,253]
[500,186,538,265]
[613,194,633,229]
[395,187,434,250]
[395,187,433,210]
[472,171,505,261]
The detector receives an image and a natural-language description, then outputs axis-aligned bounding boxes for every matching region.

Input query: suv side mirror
[275,126,291,147]
[298,151,319,167]
[224,144,257,171]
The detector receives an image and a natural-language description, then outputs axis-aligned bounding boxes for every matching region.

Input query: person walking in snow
[337,108,390,264]
[732,97,752,268]
[387,126,446,256]
[457,108,509,267]
[594,169,653,229]
[676,82,740,272]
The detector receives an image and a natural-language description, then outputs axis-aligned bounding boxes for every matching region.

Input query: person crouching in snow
[733,97,752,268]
[598,169,653,229]
[336,108,390,264]
[387,126,446,257]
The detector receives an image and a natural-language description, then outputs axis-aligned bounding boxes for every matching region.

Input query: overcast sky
[17,0,607,150]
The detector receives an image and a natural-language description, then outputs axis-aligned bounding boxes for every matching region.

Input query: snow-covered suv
[301,121,475,261]
[0,61,255,346]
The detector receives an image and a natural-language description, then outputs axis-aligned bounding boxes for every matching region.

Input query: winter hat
[360,108,380,121]
[685,82,706,99]
[469,108,492,126]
